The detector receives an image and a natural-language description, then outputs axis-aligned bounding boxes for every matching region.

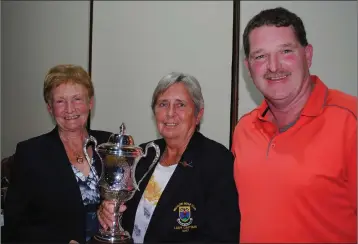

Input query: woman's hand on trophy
[98,200,127,230]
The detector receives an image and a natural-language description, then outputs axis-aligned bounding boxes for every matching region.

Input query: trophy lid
[97,123,143,157]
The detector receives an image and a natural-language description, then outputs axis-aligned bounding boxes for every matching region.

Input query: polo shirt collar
[301,75,328,117]
[255,75,328,121]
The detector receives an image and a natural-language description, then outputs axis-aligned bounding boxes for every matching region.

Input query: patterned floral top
[71,158,100,242]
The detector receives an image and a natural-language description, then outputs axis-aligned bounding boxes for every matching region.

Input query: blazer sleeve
[201,148,241,242]
[3,142,37,241]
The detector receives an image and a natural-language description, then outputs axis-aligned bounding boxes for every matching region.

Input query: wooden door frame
[229,0,240,148]
[87,0,94,129]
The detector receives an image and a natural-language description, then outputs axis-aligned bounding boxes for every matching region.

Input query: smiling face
[47,82,93,132]
[245,25,313,103]
[154,83,203,143]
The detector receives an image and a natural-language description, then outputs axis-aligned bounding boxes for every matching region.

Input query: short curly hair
[43,64,94,104]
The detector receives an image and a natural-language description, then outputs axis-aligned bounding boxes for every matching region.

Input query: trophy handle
[132,141,160,191]
[83,135,103,183]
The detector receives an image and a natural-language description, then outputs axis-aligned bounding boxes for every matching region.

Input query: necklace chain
[66,144,85,164]
[60,132,86,164]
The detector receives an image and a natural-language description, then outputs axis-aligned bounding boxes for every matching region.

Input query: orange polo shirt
[232,75,357,243]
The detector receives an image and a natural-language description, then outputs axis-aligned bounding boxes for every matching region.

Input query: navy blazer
[122,132,241,243]
[3,127,111,243]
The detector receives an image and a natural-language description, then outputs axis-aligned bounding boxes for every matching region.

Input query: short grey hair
[151,72,205,131]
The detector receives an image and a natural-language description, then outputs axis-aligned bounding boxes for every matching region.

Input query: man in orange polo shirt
[232,7,357,243]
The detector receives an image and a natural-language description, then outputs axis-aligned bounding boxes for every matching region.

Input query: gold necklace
[65,143,85,164]
[60,133,85,164]
[74,152,84,164]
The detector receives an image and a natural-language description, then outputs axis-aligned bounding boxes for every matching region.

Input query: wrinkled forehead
[156,83,193,102]
[51,82,89,98]
[249,25,299,52]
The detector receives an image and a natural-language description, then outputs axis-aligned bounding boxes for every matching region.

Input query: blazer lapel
[46,127,84,208]
[146,162,187,229]
[145,133,201,240]
[123,139,165,233]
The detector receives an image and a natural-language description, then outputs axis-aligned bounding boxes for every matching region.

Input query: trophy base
[92,230,133,244]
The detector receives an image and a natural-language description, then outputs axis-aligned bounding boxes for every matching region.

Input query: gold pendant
[76,156,84,164]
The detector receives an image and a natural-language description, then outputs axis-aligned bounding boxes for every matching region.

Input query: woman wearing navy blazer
[98,72,241,243]
[3,65,111,243]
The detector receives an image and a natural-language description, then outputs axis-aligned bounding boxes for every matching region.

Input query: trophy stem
[113,201,125,232]
[94,201,132,243]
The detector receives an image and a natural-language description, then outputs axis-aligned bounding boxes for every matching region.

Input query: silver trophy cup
[83,123,160,243]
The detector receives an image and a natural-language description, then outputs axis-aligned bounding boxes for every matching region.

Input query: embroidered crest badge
[173,202,197,231]
[178,206,192,226]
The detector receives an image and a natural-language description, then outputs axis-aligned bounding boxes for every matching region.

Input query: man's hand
[97,200,127,230]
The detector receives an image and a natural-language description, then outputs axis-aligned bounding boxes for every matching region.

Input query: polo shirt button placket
[266,139,277,158]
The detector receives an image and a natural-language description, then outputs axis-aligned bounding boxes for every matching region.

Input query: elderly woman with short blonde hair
[4,64,111,243]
